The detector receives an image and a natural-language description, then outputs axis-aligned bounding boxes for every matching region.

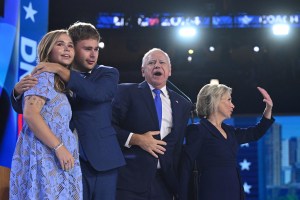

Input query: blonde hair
[196,84,232,118]
[37,29,70,93]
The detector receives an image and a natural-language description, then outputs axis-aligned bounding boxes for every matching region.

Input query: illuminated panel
[96,12,300,29]
[235,14,300,28]
[0,0,19,169]
[0,0,48,168]
[160,14,210,28]
[234,15,261,28]
[96,12,124,29]
[96,12,211,28]
[259,14,300,27]
[212,15,233,28]
[138,14,160,27]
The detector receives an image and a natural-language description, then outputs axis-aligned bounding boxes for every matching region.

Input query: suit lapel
[86,67,95,79]
[138,81,160,129]
[201,118,237,157]
[201,118,225,140]
[168,89,180,131]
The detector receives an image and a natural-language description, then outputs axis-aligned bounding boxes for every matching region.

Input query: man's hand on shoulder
[32,62,71,82]
[14,74,38,97]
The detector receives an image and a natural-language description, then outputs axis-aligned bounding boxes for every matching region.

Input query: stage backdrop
[0,0,48,168]
[0,0,48,199]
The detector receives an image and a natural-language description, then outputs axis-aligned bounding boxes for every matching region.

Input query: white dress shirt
[125,84,173,141]
[124,84,173,168]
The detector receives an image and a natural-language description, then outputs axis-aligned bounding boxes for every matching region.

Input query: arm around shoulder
[67,66,119,102]
[10,90,23,114]
[55,64,71,82]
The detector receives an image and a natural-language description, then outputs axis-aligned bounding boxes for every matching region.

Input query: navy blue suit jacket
[112,81,193,196]
[67,65,125,171]
[11,65,125,171]
[179,117,275,200]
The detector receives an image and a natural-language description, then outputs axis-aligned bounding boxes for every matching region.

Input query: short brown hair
[68,21,100,44]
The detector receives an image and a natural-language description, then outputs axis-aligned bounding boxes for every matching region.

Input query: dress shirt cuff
[13,90,22,101]
[124,132,134,148]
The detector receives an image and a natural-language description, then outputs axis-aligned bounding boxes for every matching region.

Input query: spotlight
[99,42,105,49]
[179,27,196,37]
[272,24,290,36]
[210,79,219,85]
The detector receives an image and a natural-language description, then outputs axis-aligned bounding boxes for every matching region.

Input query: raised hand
[257,87,273,119]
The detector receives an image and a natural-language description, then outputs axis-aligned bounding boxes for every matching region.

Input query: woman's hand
[257,87,273,119]
[54,145,75,172]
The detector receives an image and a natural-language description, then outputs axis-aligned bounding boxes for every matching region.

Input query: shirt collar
[72,69,92,74]
[148,83,167,96]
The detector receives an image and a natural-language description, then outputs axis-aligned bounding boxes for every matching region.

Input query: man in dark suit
[112,48,193,200]
[11,22,125,200]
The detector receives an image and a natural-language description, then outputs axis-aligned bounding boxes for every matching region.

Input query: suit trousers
[116,170,173,200]
[80,158,118,200]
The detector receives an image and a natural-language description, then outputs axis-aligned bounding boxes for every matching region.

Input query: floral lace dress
[10,72,82,200]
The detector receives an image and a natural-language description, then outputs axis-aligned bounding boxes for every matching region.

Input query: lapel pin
[176,100,179,103]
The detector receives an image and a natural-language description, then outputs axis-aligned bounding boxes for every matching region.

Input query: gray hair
[196,84,232,118]
[141,48,171,68]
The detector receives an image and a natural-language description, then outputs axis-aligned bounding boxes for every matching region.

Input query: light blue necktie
[153,89,162,128]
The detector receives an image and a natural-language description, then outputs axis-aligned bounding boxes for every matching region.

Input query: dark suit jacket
[112,81,193,196]
[179,117,275,200]
[11,65,125,171]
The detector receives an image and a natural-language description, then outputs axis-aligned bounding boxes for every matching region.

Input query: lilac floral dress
[10,72,82,200]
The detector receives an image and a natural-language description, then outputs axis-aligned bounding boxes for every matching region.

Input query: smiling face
[49,33,74,66]
[141,49,171,89]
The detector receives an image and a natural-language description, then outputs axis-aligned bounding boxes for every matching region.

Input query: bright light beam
[272,24,290,36]
[179,27,196,37]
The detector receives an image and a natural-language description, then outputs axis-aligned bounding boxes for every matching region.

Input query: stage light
[188,49,194,54]
[210,79,219,85]
[272,24,290,36]
[253,46,259,52]
[99,42,105,49]
[187,56,192,62]
[178,27,196,37]
[209,46,215,52]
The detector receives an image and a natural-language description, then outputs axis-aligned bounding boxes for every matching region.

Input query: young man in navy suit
[112,48,193,200]
[11,22,125,200]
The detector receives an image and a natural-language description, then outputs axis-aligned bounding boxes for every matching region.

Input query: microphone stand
[167,80,196,123]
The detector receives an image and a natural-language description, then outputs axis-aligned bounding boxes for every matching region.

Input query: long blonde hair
[37,29,71,93]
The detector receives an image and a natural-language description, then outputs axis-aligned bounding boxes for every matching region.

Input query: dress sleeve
[24,72,56,101]
[234,116,275,144]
